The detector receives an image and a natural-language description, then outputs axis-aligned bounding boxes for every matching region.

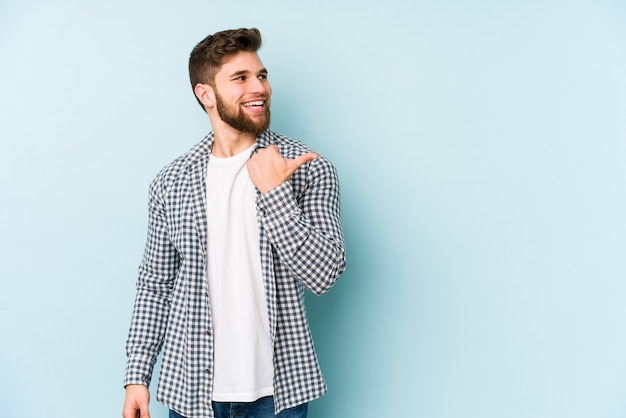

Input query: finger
[258,145,279,156]
[138,402,151,418]
[121,405,141,418]
[289,152,318,171]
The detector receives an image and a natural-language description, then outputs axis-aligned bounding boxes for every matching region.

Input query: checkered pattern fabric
[124,130,346,418]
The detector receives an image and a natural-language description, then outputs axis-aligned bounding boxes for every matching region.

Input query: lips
[241,98,267,115]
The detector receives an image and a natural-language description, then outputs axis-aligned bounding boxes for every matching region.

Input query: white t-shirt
[205,145,274,402]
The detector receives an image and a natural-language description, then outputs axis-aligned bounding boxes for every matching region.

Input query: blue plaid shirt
[124,130,346,418]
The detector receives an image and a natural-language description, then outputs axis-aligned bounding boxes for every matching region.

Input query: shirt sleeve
[256,155,346,295]
[124,177,179,387]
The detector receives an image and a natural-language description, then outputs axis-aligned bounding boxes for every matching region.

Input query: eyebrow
[228,68,268,78]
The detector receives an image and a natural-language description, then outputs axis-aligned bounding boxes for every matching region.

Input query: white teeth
[243,100,264,107]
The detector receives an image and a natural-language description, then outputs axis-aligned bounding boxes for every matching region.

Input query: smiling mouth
[242,99,266,109]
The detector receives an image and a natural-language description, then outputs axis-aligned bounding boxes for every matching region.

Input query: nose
[248,77,267,94]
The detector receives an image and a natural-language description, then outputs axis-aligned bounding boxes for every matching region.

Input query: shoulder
[268,131,311,156]
[150,132,213,193]
[266,130,334,168]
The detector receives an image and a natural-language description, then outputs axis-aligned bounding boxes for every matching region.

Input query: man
[122,28,346,418]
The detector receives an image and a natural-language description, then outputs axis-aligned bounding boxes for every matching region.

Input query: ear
[194,83,215,109]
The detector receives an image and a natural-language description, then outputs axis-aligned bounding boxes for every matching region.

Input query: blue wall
[1,1,625,417]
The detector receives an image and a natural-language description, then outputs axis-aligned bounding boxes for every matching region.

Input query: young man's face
[213,51,272,136]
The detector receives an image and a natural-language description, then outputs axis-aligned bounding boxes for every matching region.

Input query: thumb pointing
[290,152,318,173]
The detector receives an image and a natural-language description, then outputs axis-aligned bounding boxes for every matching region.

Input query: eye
[236,75,246,81]
[258,74,267,80]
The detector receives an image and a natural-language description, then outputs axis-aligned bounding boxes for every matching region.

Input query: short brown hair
[189,28,263,110]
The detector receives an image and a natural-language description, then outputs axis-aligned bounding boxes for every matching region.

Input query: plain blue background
[1,1,625,417]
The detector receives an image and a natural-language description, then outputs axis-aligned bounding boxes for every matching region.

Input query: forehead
[217,51,266,77]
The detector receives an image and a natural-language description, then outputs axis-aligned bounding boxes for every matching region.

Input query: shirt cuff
[257,182,309,250]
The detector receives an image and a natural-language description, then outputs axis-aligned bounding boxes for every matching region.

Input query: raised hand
[247,145,318,194]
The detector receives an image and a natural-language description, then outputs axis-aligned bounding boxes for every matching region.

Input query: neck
[210,118,257,158]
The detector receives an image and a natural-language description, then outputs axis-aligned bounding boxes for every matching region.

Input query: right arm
[123,178,179,416]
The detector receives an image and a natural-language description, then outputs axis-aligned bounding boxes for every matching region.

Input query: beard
[215,89,271,136]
